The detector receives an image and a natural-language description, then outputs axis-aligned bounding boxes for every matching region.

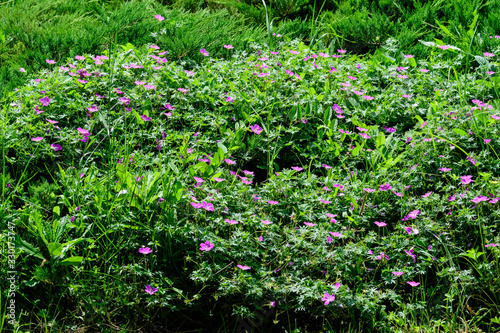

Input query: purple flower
[31,137,44,142]
[139,247,153,254]
[291,166,303,171]
[140,115,151,121]
[249,124,263,135]
[154,14,164,21]
[485,243,498,248]
[421,192,433,198]
[439,167,451,172]
[321,292,335,305]
[267,200,278,205]
[237,265,251,270]
[471,196,489,203]
[20,68,26,72]
[407,281,420,287]
[460,175,474,185]
[40,96,51,106]
[225,219,239,225]
[51,143,62,151]
[374,221,387,227]
[261,220,273,225]
[379,183,392,191]
[329,232,343,237]
[46,59,56,64]
[200,241,214,251]
[193,176,204,183]
[224,44,234,49]
[392,272,404,276]
[364,188,376,193]
[200,48,209,56]
[224,158,236,165]
[304,222,317,227]
[145,285,158,294]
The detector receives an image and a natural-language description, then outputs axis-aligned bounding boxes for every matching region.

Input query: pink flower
[291,166,303,171]
[140,115,151,121]
[224,158,236,165]
[237,265,251,270]
[154,14,165,21]
[224,44,234,49]
[485,243,498,248]
[380,183,392,191]
[374,221,387,227]
[471,196,489,203]
[364,188,375,193]
[200,48,209,56]
[439,167,451,172]
[40,96,51,106]
[139,247,153,254]
[225,219,239,225]
[484,139,491,144]
[337,49,346,53]
[46,59,56,64]
[321,292,335,305]
[75,55,85,61]
[421,192,433,198]
[87,105,98,113]
[267,200,278,205]
[261,220,273,225]
[31,137,43,142]
[51,143,62,151]
[19,68,26,72]
[484,52,495,57]
[213,177,225,182]
[200,241,214,251]
[249,124,263,134]
[460,175,474,185]
[359,133,371,139]
[145,285,158,294]
[329,232,343,237]
[258,236,263,242]
[392,272,404,276]
[407,281,420,287]
[304,222,317,227]
[403,54,414,58]
[362,95,374,101]
[144,85,156,90]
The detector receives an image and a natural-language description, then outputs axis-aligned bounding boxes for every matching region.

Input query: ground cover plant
[1,12,500,333]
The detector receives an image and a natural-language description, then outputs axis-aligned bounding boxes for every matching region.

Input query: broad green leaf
[60,256,84,266]
[376,132,386,148]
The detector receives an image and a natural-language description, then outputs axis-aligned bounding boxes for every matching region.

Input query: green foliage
[1,32,500,331]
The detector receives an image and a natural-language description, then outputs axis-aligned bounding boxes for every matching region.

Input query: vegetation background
[1,0,500,332]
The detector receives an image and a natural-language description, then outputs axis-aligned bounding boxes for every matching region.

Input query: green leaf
[168,161,179,175]
[15,236,45,260]
[408,57,417,67]
[352,142,362,157]
[217,142,228,154]
[48,242,63,257]
[453,128,467,136]
[60,256,84,266]
[376,132,386,148]
[53,206,60,217]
